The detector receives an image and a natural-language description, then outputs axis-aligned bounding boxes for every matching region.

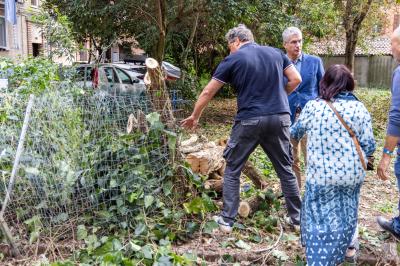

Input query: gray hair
[225,24,254,43]
[282,27,302,43]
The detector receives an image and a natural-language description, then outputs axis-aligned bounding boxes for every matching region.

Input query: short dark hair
[319,64,355,100]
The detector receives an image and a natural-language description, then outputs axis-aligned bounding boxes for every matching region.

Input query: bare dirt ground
[175,98,400,265]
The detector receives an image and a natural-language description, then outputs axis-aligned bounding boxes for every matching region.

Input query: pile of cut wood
[180,134,273,218]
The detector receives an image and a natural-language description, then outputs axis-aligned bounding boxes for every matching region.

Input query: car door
[114,67,133,94]
[115,67,145,97]
[102,66,121,95]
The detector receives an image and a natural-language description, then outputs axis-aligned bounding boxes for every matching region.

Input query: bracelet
[383,148,394,156]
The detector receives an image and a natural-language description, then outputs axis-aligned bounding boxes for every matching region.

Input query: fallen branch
[254,219,283,253]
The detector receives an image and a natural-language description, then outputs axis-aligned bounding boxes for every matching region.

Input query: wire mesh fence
[0,86,183,241]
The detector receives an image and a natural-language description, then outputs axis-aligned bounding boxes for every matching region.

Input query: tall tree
[336,0,374,72]
[43,0,130,62]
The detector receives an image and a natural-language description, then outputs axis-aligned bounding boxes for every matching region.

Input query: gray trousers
[221,114,301,224]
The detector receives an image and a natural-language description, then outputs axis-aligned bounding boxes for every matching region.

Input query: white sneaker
[212,215,233,234]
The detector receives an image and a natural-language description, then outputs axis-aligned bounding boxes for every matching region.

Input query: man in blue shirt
[282,27,324,189]
[377,26,400,240]
[181,24,302,233]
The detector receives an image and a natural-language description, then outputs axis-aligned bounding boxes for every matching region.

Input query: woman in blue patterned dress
[291,64,375,265]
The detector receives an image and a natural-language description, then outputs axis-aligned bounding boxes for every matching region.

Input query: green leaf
[146,112,164,130]
[128,190,143,203]
[283,233,299,242]
[29,231,40,245]
[164,129,177,160]
[203,221,219,234]
[135,222,147,236]
[201,193,217,212]
[183,197,204,214]
[25,167,40,175]
[159,238,170,246]
[144,195,154,209]
[0,61,7,69]
[272,250,289,261]
[110,179,118,188]
[163,181,173,196]
[157,256,172,265]
[53,212,69,223]
[222,254,234,263]
[141,245,153,260]
[235,240,251,250]
[93,240,113,256]
[129,241,141,252]
[185,222,199,234]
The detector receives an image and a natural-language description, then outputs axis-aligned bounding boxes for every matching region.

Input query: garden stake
[0,94,35,257]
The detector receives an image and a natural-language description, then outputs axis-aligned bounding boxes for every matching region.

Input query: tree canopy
[42,0,395,78]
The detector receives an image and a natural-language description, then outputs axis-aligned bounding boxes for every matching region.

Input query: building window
[31,0,39,7]
[0,16,6,48]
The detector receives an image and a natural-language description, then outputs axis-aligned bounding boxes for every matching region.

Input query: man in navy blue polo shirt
[181,24,302,233]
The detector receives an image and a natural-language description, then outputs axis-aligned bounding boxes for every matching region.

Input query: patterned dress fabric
[291,93,375,265]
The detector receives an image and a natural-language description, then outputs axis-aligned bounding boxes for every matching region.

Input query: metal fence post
[0,94,35,257]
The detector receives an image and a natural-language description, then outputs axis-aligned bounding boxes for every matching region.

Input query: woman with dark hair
[291,64,375,265]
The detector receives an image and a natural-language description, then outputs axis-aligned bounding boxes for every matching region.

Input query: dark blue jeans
[393,153,400,232]
[221,114,301,224]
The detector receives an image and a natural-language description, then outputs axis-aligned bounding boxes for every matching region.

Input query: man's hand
[181,115,198,130]
[180,79,224,131]
[377,154,391,180]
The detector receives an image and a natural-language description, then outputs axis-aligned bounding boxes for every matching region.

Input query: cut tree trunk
[242,161,268,189]
[144,58,175,129]
[204,179,223,192]
[185,146,225,175]
[209,172,222,180]
[238,196,263,218]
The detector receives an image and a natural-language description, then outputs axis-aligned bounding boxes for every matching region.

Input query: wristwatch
[383,147,394,156]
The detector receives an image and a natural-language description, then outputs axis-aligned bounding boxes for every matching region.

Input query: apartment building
[0,0,46,59]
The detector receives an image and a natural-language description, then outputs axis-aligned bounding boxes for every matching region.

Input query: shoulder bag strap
[324,100,367,170]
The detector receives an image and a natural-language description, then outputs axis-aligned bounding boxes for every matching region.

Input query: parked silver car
[75,64,146,96]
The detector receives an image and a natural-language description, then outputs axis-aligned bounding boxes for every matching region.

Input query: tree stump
[144,58,175,129]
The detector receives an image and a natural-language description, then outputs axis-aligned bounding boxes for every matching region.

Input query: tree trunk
[185,146,225,175]
[344,31,356,73]
[242,161,268,189]
[154,0,167,63]
[343,0,373,73]
[181,11,199,80]
[204,178,223,192]
[238,196,263,218]
[145,58,176,128]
